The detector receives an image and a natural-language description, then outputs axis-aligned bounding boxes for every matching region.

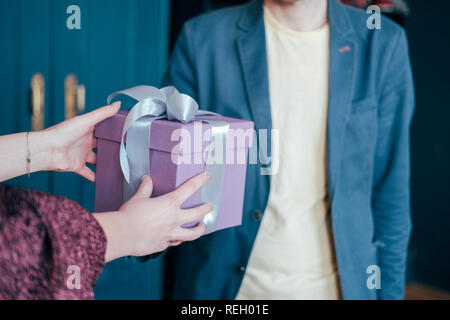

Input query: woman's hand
[43,101,121,182]
[94,172,212,261]
[0,102,120,183]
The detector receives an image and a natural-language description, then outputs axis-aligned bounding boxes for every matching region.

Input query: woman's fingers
[168,240,183,246]
[132,175,154,200]
[78,101,121,128]
[168,172,211,205]
[92,137,98,149]
[77,165,96,182]
[179,202,213,225]
[171,222,206,242]
[172,202,212,241]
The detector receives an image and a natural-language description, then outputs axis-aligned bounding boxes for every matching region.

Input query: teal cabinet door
[0,0,52,192]
[0,0,170,299]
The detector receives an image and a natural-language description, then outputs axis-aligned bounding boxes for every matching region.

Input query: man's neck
[264,0,328,32]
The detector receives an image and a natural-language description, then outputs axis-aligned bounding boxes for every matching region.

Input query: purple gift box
[94,110,254,233]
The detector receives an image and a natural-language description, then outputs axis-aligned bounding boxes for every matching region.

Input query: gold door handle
[30,73,45,131]
[65,74,85,120]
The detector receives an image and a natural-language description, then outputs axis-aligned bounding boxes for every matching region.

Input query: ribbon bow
[107,85,229,234]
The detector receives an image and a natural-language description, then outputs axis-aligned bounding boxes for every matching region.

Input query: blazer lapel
[327,0,357,203]
[236,0,273,184]
[236,0,272,149]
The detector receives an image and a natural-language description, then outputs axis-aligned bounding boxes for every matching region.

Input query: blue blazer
[161,0,415,299]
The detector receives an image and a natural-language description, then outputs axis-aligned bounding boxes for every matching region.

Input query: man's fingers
[171,222,206,242]
[77,165,96,182]
[79,101,121,127]
[133,175,153,199]
[86,151,97,165]
[179,202,213,225]
[168,172,211,205]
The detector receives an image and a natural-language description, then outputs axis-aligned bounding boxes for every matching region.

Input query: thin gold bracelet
[26,132,31,178]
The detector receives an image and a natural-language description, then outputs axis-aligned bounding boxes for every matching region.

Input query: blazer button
[239,266,246,273]
[252,210,263,221]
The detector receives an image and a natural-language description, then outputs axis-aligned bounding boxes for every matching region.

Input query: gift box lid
[94,110,254,154]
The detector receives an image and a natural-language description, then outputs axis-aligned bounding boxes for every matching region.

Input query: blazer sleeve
[372,28,415,300]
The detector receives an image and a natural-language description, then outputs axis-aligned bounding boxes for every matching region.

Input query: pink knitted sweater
[0,184,106,299]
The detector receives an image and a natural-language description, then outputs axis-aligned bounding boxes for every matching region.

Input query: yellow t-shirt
[236,7,341,300]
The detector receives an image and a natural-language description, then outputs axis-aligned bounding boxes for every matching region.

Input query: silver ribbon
[107,86,229,234]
